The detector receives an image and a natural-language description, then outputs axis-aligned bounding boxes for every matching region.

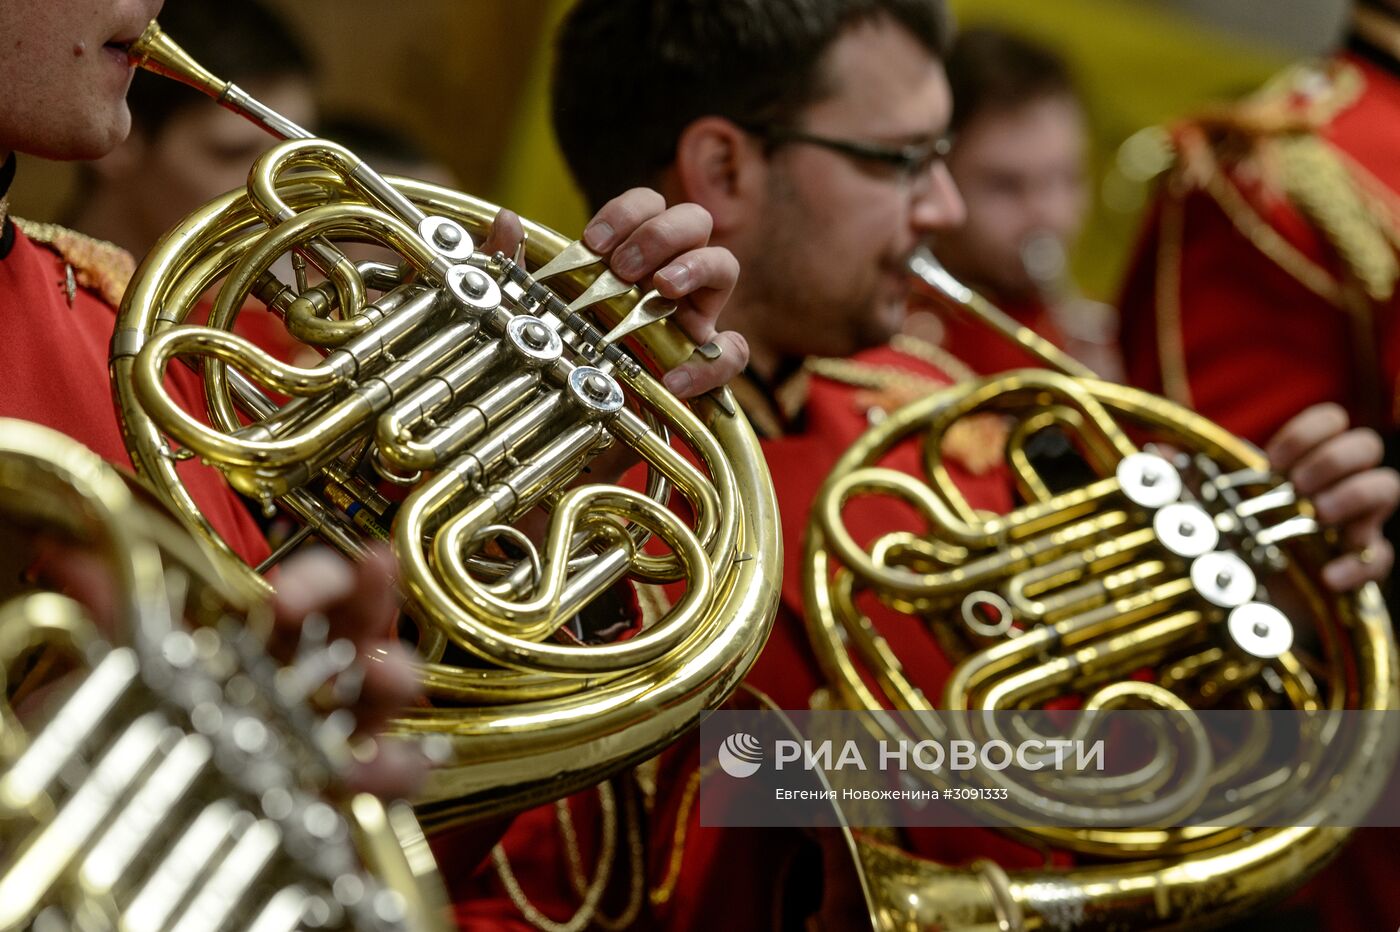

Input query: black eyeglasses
[746,126,953,186]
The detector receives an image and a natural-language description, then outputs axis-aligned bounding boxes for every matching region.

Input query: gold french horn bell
[111,22,780,831]
[802,248,1399,930]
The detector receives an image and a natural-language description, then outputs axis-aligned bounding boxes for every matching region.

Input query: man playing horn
[1118,0,1400,924]
[445,0,1400,928]
[925,26,1121,381]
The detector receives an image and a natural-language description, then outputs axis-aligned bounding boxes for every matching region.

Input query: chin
[65,114,131,161]
[25,122,128,161]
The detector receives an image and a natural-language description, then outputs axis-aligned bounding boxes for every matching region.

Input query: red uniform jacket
[1120,53,1400,445]
[1118,53,1400,930]
[0,217,268,566]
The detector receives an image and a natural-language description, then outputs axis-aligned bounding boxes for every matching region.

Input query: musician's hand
[1267,403,1400,591]
[29,539,426,799]
[271,545,427,799]
[483,190,747,398]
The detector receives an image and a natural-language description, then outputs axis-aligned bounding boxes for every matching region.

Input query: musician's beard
[734,175,925,373]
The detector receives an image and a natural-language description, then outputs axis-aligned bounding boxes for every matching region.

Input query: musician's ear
[671,115,770,238]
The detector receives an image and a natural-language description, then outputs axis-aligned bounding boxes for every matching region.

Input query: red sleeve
[0,229,269,565]
[1120,57,1400,445]
[1119,186,1360,446]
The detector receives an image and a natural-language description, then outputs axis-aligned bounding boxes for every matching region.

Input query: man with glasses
[454,4,985,925]
[447,1,1399,927]
[554,2,961,410]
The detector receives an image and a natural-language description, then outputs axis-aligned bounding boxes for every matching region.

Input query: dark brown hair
[947,26,1076,134]
[552,0,952,210]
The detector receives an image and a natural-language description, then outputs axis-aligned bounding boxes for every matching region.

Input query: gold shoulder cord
[802,333,971,397]
[483,756,709,924]
[492,777,646,932]
[1154,184,1194,408]
[802,353,952,400]
[647,768,705,909]
[1156,59,1365,310]
[12,219,136,308]
[890,333,978,382]
[558,781,645,931]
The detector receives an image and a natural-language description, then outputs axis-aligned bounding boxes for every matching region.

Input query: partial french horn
[802,248,1399,930]
[111,23,779,830]
[0,418,448,931]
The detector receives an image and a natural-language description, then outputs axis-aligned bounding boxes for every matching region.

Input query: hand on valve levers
[481,188,748,397]
[1266,403,1400,592]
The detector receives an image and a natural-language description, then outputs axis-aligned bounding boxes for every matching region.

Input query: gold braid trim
[1155,187,1193,408]
[12,219,135,308]
[802,354,1007,476]
[1152,59,1400,425]
[890,332,978,382]
[493,780,634,932]
[1188,59,1362,140]
[1162,60,1396,311]
[1333,144,1400,255]
[1275,133,1398,304]
[559,780,644,931]
[1196,162,1345,306]
[648,767,704,908]
[802,354,950,399]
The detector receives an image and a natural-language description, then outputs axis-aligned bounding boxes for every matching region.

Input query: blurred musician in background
[922,25,1121,380]
[1118,0,1400,925]
[1120,0,1400,446]
[443,0,1400,928]
[318,114,462,191]
[68,0,318,369]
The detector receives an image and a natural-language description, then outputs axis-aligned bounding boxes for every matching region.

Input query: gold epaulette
[1136,60,1400,306]
[1194,58,1362,139]
[802,346,1007,476]
[12,219,135,308]
[1275,132,1399,302]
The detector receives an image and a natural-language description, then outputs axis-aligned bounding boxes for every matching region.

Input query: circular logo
[718,733,764,778]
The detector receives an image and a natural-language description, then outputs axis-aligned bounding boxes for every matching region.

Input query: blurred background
[8,0,1349,300]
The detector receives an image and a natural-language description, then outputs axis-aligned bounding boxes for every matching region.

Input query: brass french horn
[111,24,779,831]
[803,248,1399,930]
[0,418,448,931]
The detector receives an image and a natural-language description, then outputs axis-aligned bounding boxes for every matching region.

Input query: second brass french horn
[0,418,448,931]
[803,249,1399,930]
[111,23,780,830]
